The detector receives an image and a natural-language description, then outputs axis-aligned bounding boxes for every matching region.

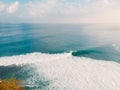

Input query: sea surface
[0,23,120,90]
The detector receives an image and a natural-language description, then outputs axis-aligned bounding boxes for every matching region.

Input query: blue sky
[0,0,120,23]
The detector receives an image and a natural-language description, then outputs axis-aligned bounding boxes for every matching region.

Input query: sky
[0,0,120,23]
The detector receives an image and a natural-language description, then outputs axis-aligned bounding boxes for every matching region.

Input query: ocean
[0,23,120,90]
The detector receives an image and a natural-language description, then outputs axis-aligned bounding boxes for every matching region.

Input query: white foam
[0,53,71,66]
[0,52,120,90]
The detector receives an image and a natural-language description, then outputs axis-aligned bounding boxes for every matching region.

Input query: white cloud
[0,3,5,13]
[19,0,119,23]
[1,0,120,23]
[25,0,57,17]
[103,0,110,5]
[7,1,19,14]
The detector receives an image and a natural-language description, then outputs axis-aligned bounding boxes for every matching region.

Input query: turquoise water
[0,23,120,62]
[0,23,95,56]
[0,23,120,90]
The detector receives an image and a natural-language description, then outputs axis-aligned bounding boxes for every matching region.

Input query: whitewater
[0,52,120,90]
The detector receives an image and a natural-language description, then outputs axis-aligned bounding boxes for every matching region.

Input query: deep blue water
[0,23,97,56]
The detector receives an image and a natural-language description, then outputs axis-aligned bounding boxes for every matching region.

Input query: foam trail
[0,52,120,90]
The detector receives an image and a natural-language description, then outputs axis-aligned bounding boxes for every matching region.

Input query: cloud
[1,0,120,23]
[18,0,120,23]
[20,0,85,21]
[7,1,19,14]
[0,3,5,13]
[103,0,110,5]
[24,0,58,17]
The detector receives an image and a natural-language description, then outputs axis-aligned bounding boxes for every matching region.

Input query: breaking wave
[0,52,120,90]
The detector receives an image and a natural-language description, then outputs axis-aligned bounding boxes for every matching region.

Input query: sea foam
[0,52,120,90]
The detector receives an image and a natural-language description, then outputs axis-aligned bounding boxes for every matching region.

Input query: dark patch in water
[72,50,102,56]
[72,46,120,63]
[0,64,50,90]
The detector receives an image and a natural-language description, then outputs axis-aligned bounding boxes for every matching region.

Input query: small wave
[72,45,120,63]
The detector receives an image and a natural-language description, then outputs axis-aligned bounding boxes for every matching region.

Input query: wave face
[72,45,120,63]
[0,52,120,90]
